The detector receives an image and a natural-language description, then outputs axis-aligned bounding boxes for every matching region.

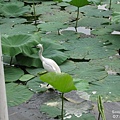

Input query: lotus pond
[0,0,120,120]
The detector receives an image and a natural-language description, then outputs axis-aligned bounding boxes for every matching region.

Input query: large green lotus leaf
[87,75,120,102]
[0,24,37,35]
[64,38,115,59]
[4,66,24,82]
[73,79,89,91]
[1,34,34,56]
[91,28,113,35]
[97,34,120,49]
[41,10,79,23]
[90,57,120,74]
[16,49,67,67]
[8,24,37,35]
[98,22,119,31]
[112,3,120,12]
[16,53,42,67]
[101,0,118,4]
[65,5,78,12]
[69,0,89,7]
[1,3,30,17]
[32,3,60,15]
[70,17,109,29]
[60,60,76,73]
[6,83,33,106]
[67,62,107,82]
[40,30,79,44]
[40,72,77,93]
[112,12,120,23]
[0,18,26,25]
[3,55,17,65]
[16,39,67,67]
[79,5,112,17]
[37,22,67,32]
[27,77,47,93]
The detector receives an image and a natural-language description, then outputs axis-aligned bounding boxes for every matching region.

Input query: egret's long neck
[38,46,44,61]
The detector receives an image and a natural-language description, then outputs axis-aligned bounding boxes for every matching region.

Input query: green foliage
[2,34,34,56]
[69,0,89,7]
[74,79,89,91]
[1,2,30,17]
[16,39,67,67]
[27,77,47,93]
[87,75,120,101]
[6,83,33,106]
[4,66,24,82]
[1,0,120,115]
[19,74,35,81]
[40,72,77,93]
[40,105,61,118]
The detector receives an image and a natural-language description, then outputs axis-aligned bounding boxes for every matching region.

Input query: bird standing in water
[34,44,61,73]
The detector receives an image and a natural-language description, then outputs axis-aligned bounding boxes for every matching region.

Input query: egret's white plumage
[36,44,61,73]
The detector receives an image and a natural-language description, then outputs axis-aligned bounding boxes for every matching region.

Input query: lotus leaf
[90,57,120,74]
[19,74,35,81]
[79,5,112,17]
[64,37,115,59]
[0,24,37,35]
[1,3,30,17]
[70,17,109,29]
[16,39,67,67]
[2,34,34,56]
[37,22,67,32]
[87,75,120,101]
[69,0,89,7]
[4,66,24,82]
[26,67,44,75]
[6,83,33,106]
[27,77,47,93]
[41,10,79,23]
[67,62,107,82]
[40,72,77,93]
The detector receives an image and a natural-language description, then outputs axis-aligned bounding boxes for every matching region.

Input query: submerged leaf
[65,113,95,120]
[40,105,61,118]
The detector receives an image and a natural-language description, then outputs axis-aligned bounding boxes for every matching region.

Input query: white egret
[34,44,61,73]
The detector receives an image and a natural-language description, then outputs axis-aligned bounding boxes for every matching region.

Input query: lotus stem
[109,0,112,10]
[61,92,64,120]
[10,57,13,66]
[98,112,101,120]
[33,0,37,25]
[75,7,80,32]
